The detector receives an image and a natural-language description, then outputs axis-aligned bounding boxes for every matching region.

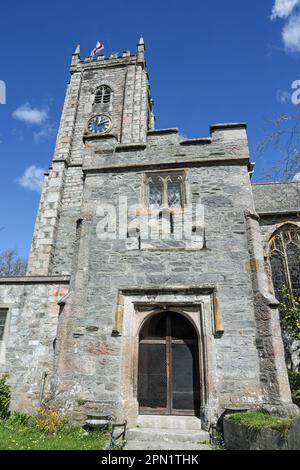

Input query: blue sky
[0,0,300,258]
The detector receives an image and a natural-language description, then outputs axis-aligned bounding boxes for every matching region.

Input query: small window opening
[0,309,8,341]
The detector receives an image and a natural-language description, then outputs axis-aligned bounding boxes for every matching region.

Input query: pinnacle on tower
[71,44,81,67]
[74,44,81,56]
[137,36,145,62]
[138,36,145,51]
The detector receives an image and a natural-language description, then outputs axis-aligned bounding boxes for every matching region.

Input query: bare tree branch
[0,249,27,277]
[258,109,300,181]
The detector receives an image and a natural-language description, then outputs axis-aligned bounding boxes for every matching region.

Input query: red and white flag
[91,41,104,57]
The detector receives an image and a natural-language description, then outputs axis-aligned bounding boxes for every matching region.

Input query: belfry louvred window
[268,225,300,301]
[94,85,112,104]
[146,172,185,210]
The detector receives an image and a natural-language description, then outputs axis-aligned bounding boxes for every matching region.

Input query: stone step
[124,440,212,451]
[136,415,202,431]
[126,427,209,444]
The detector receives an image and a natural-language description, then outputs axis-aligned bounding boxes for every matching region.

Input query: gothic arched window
[145,172,185,210]
[268,224,300,301]
[94,85,112,104]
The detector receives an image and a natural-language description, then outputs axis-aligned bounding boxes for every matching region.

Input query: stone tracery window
[145,171,186,210]
[94,85,112,104]
[268,225,300,301]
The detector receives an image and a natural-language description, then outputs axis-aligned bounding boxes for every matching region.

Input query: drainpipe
[40,371,48,406]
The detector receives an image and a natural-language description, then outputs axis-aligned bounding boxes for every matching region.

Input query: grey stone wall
[51,167,83,275]
[86,164,260,406]
[224,415,300,450]
[252,181,300,214]
[0,278,69,414]
[251,181,300,248]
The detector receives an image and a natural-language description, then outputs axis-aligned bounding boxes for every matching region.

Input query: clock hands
[97,116,108,125]
[88,115,111,133]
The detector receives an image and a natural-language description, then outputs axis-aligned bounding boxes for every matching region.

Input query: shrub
[288,370,300,391]
[0,376,10,419]
[36,407,65,434]
[280,287,300,341]
[288,370,300,401]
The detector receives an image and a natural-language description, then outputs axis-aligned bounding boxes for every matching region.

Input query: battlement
[70,53,144,75]
[70,37,146,72]
[145,122,247,147]
[84,51,135,61]
[82,121,251,175]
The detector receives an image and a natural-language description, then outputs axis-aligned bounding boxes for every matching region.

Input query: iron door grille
[138,312,200,416]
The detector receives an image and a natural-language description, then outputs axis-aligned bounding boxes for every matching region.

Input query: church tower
[27,38,154,276]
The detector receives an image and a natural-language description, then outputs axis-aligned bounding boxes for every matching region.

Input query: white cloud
[276,89,291,103]
[33,123,56,144]
[282,13,300,51]
[12,103,48,125]
[293,172,300,180]
[271,0,300,19]
[12,102,56,143]
[18,165,45,192]
[271,0,300,52]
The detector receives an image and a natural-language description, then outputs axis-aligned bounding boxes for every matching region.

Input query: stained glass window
[268,225,300,301]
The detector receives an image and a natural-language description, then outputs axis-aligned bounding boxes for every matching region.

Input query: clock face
[88,115,111,134]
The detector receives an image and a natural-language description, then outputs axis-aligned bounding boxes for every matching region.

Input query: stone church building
[0,39,299,430]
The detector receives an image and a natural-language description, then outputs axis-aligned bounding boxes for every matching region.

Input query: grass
[228,411,291,433]
[0,417,109,450]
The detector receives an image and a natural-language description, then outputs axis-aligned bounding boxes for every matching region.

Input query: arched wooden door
[138,312,200,416]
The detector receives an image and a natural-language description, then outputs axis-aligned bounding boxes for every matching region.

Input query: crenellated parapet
[82,122,252,174]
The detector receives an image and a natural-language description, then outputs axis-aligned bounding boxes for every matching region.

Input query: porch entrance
[138,312,200,416]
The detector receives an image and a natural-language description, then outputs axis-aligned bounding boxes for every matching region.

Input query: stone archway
[116,288,221,428]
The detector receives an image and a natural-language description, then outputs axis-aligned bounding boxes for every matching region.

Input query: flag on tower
[91,41,104,57]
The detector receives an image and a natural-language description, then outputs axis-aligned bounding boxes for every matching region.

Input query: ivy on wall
[281,286,300,341]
